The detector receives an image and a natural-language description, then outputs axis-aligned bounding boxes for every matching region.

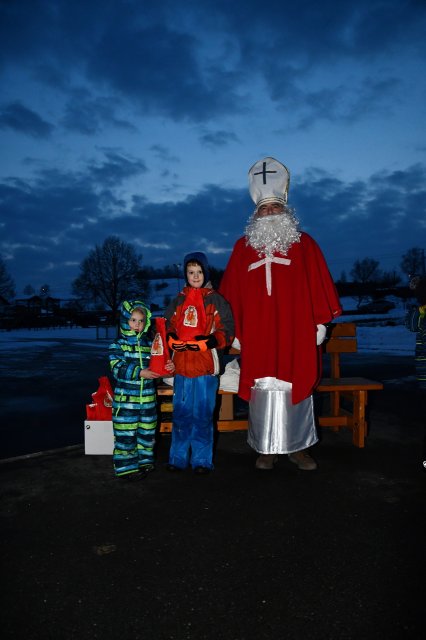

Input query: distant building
[14,295,61,314]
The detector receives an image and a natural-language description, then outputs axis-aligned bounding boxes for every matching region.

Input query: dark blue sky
[1,0,425,296]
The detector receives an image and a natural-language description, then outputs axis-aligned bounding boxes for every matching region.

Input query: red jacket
[165,285,234,378]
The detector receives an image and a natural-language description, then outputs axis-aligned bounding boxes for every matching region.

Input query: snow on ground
[356,325,415,355]
[0,326,415,356]
[334,295,416,355]
[0,321,416,358]
[0,327,106,351]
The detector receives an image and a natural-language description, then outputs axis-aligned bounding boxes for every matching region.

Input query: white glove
[316,324,327,346]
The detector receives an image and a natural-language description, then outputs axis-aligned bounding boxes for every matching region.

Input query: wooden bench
[157,323,383,448]
[316,322,383,448]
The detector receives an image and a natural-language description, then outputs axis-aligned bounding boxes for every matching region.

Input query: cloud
[150,145,179,164]
[2,158,425,295]
[61,89,136,135]
[0,101,54,138]
[199,130,240,148]
[292,163,426,275]
[86,150,148,187]
[222,0,426,63]
[86,23,244,122]
[287,75,401,130]
[0,1,424,126]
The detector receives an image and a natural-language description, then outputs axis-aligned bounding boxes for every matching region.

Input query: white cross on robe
[248,255,291,296]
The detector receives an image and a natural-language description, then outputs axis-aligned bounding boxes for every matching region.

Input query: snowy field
[335,296,416,356]
[0,299,416,357]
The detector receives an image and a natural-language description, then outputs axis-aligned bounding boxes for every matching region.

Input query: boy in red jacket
[165,252,234,474]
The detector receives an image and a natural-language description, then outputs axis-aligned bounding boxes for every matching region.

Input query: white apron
[248,377,318,454]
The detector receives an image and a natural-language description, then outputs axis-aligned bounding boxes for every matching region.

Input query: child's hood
[119,300,152,340]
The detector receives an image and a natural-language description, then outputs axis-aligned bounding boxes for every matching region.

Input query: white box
[84,420,114,455]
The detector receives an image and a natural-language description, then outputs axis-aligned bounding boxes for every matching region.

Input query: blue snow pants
[169,374,218,470]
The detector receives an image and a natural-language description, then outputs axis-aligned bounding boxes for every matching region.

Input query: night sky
[1,0,425,297]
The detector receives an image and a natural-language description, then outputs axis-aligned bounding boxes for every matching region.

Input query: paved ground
[0,334,425,639]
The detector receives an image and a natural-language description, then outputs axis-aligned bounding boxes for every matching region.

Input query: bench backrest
[324,322,357,378]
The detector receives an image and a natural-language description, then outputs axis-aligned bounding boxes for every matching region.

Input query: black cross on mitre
[253,161,277,185]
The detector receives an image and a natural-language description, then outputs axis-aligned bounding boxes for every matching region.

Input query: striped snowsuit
[109,300,157,477]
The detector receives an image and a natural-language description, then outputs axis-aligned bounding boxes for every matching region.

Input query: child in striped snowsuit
[109,300,174,481]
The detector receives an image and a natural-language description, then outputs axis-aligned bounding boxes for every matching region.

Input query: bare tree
[400,247,425,279]
[350,258,382,308]
[0,257,16,300]
[72,236,150,313]
[379,271,402,287]
[350,258,381,284]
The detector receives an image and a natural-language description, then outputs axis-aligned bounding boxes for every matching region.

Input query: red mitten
[167,332,187,352]
[186,334,218,352]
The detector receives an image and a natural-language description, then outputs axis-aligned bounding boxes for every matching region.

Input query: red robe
[219,232,342,404]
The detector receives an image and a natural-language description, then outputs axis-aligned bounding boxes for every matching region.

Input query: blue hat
[183,252,210,286]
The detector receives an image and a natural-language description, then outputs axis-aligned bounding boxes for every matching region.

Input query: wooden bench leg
[352,390,367,448]
[331,390,341,432]
[219,394,234,421]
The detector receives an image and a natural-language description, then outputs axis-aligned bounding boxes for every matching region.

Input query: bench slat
[325,323,356,337]
[325,339,357,353]
[317,377,383,391]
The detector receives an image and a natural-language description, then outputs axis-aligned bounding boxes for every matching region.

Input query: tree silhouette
[350,258,382,308]
[379,271,402,287]
[400,247,425,279]
[350,258,381,284]
[0,257,16,300]
[72,236,150,313]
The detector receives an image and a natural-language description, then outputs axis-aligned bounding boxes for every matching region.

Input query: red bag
[176,288,207,340]
[149,317,170,376]
[86,376,113,420]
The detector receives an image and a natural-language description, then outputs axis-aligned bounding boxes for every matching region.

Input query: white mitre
[248,156,290,210]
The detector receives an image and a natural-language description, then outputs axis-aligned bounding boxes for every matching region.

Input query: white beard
[245,207,301,257]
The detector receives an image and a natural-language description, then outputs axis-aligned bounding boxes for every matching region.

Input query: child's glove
[167,333,187,352]
[186,334,218,352]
